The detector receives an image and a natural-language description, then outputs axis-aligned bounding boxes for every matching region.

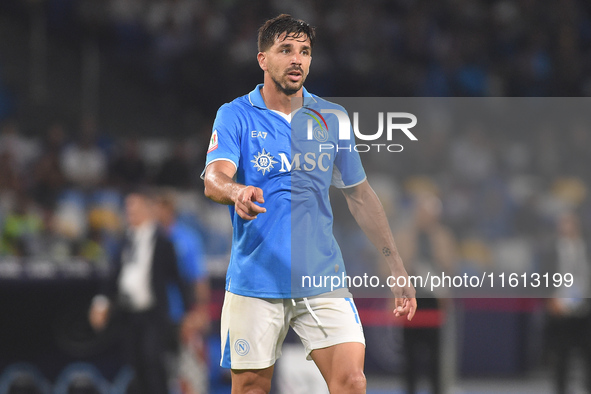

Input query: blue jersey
[167,221,206,323]
[204,84,366,298]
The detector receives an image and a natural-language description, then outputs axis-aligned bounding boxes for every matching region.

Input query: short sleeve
[331,128,367,189]
[202,104,242,175]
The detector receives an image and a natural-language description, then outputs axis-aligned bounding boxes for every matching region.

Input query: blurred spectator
[474,177,516,240]
[146,0,197,34]
[449,124,496,185]
[533,125,563,179]
[563,123,591,183]
[84,190,123,266]
[80,115,113,154]
[0,194,44,257]
[43,122,68,154]
[88,188,193,394]
[0,120,40,176]
[156,141,192,189]
[397,192,458,283]
[109,137,147,188]
[108,0,147,51]
[395,192,458,394]
[75,227,108,264]
[0,64,15,122]
[0,150,20,193]
[31,137,66,210]
[155,191,210,394]
[544,212,591,394]
[60,131,107,189]
[52,190,88,242]
[36,209,76,263]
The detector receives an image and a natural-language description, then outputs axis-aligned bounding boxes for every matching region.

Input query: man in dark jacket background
[88,188,193,394]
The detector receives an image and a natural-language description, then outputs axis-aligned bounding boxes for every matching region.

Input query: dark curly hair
[257,14,316,52]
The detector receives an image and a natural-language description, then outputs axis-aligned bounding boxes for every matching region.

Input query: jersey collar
[248,83,316,110]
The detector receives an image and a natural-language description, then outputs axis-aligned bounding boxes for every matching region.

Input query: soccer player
[202,14,417,394]
[155,192,210,394]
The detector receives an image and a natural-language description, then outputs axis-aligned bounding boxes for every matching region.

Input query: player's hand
[390,274,417,321]
[234,185,266,220]
[393,296,417,321]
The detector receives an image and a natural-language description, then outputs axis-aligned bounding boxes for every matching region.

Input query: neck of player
[261,77,303,115]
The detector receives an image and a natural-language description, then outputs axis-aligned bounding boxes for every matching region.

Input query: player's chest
[239,116,337,178]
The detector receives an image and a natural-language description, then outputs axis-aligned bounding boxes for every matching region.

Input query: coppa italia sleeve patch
[207,130,219,153]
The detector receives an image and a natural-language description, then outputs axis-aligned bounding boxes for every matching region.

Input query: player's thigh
[290,297,366,388]
[310,342,365,388]
[220,292,289,370]
[230,366,274,394]
[290,297,365,360]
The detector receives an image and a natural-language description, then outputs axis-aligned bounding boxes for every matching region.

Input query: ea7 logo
[251,130,268,139]
[306,110,418,141]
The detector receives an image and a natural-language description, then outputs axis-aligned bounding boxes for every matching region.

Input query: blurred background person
[396,191,458,394]
[0,150,20,195]
[155,190,210,394]
[88,188,194,394]
[0,192,44,257]
[108,136,147,189]
[156,141,193,189]
[60,121,108,190]
[545,211,591,394]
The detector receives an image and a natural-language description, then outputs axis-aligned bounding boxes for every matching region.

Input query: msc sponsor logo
[278,152,330,172]
[251,150,332,175]
[251,149,278,175]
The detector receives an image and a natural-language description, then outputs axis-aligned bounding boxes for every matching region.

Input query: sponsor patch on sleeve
[207,129,219,153]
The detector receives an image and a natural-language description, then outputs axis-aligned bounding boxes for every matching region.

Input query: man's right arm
[88,244,124,331]
[203,161,266,221]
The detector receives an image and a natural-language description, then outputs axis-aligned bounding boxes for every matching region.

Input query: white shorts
[220,291,365,369]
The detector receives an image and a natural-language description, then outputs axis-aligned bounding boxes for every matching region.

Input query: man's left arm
[163,235,195,310]
[180,280,211,340]
[341,179,417,320]
[182,234,211,337]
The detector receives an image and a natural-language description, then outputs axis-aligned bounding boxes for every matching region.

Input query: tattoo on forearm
[382,247,391,257]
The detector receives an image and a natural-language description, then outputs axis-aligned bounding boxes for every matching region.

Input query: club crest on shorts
[234,339,250,356]
[251,148,278,175]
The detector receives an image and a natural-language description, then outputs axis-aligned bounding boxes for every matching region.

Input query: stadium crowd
[45,0,591,103]
[0,116,232,271]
